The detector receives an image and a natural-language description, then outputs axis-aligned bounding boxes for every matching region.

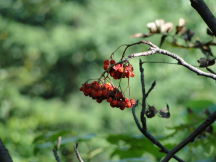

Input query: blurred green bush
[0,0,215,161]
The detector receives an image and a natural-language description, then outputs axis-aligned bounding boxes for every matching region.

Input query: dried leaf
[195,40,214,57]
[197,57,215,67]
[182,29,194,41]
[146,105,158,118]
[175,26,185,35]
[159,104,170,118]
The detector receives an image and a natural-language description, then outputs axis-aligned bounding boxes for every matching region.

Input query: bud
[165,22,173,32]
[155,19,165,28]
[178,18,186,27]
[147,22,157,33]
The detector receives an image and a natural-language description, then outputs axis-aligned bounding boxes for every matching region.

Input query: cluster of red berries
[103,59,135,79]
[80,81,136,110]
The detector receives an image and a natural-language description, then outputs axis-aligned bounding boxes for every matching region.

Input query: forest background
[0,0,215,161]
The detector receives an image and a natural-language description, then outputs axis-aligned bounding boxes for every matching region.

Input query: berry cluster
[103,59,135,79]
[80,81,136,110]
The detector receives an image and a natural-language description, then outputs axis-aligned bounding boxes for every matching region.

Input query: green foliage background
[0,0,215,161]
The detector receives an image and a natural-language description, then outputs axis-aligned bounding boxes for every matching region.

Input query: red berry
[130,99,136,107]
[111,100,118,107]
[113,64,122,70]
[115,92,123,99]
[118,66,124,73]
[120,106,125,110]
[96,99,102,103]
[98,90,102,97]
[102,90,108,96]
[110,60,116,64]
[104,64,109,70]
[108,61,135,80]
[107,97,112,103]
[104,60,110,65]
[80,80,136,110]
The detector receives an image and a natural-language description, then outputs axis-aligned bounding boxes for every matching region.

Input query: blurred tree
[0,0,215,162]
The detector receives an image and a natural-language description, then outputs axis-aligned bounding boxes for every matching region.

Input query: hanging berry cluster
[80,81,136,110]
[103,59,135,79]
[80,47,137,111]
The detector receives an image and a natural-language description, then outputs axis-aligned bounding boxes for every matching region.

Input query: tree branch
[161,111,216,162]
[139,59,147,130]
[119,40,216,161]
[129,61,184,162]
[123,41,216,80]
[0,139,13,162]
[132,106,184,162]
[190,0,216,36]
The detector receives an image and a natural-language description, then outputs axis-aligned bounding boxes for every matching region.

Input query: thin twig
[170,40,216,49]
[206,67,216,75]
[110,44,127,58]
[131,102,142,131]
[119,41,216,80]
[132,106,184,162]
[139,59,147,130]
[74,143,84,162]
[121,40,157,60]
[145,80,156,98]
[161,111,216,162]
[156,48,216,80]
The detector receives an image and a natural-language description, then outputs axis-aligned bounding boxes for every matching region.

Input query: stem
[53,147,61,162]
[121,41,157,60]
[206,67,216,75]
[162,111,216,162]
[74,143,84,162]
[145,80,156,98]
[119,41,216,80]
[139,59,147,130]
[130,61,184,162]
[132,106,184,162]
